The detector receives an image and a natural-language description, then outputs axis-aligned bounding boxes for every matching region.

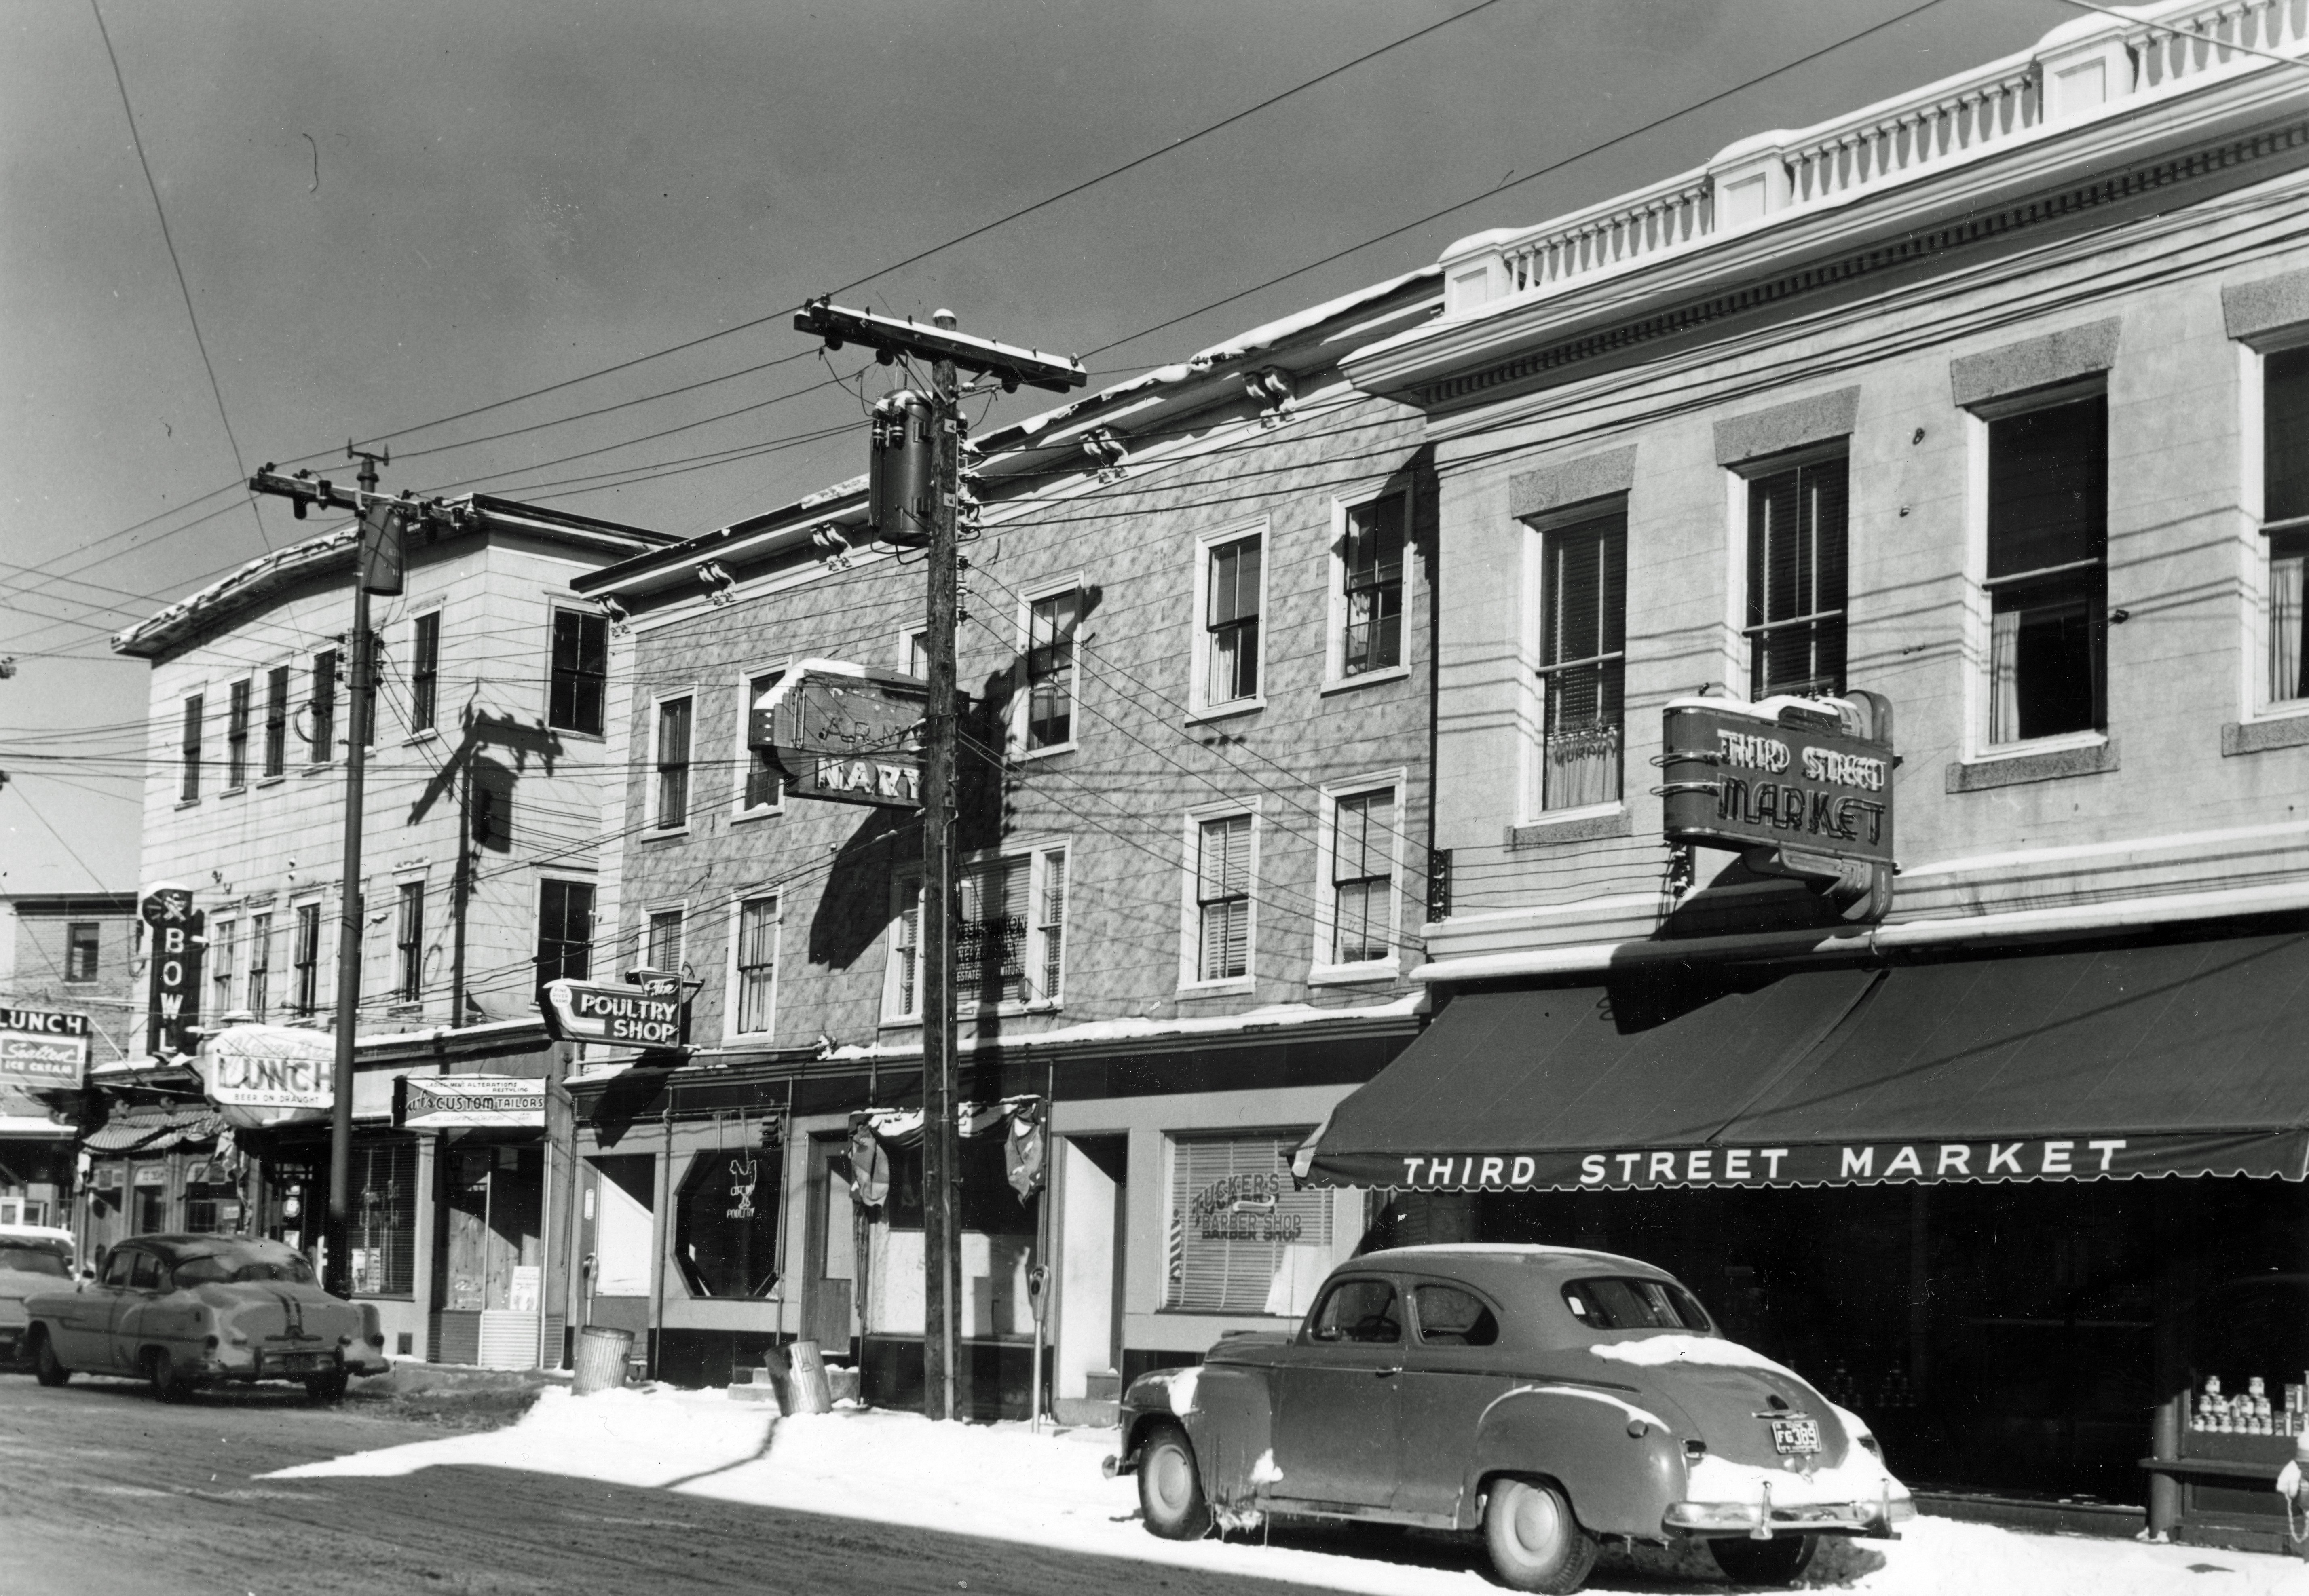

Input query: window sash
[65,923,99,983]
[310,652,338,760]
[2272,530,2309,705]
[1987,396,2107,581]
[743,672,783,809]
[1747,458,1848,699]
[1196,815,1252,981]
[655,698,693,828]
[1331,790,1395,964]
[1988,568,2106,744]
[890,884,921,1020]
[957,855,1034,1006]
[294,904,321,1016]
[1205,537,1263,704]
[211,920,236,1013]
[1026,592,1079,749]
[180,696,203,801]
[247,914,271,1021]
[226,681,251,787]
[549,610,607,735]
[1342,497,1405,676]
[411,612,439,733]
[646,910,684,976]
[1039,851,1067,1003]
[263,666,289,777]
[534,880,594,989]
[735,897,777,1034]
[395,885,424,1003]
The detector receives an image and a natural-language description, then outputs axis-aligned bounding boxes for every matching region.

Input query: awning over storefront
[1303,931,2309,1191]
[84,1103,222,1154]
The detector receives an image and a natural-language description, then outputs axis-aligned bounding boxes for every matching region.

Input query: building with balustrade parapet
[1308,0,2309,1551]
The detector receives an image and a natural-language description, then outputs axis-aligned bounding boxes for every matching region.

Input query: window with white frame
[1984,391,2107,744]
[394,884,424,1004]
[885,877,921,1021]
[732,894,778,1035]
[1327,787,1397,966]
[548,609,607,735]
[654,696,693,829]
[1199,531,1263,710]
[899,626,928,679]
[1191,812,1254,984]
[180,694,204,801]
[1745,453,1848,699]
[2266,346,2309,705]
[646,908,684,977]
[293,901,323,1016]
[1340,495,1405,678]
[1535,509,1625,811]
[1022,587,1081,752]
[210,918,237,1015]
[247,912,273,1020]
[533,879,593,994]
[887,845,1068,1020]
[410,611,441,734]
[225,680,251,788]
[262,665,289,778]
[740,670,784,813]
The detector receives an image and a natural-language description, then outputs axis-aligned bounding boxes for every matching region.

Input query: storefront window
[1165,1134,1335,1317]
[183,1160,241,1235]
[443,1144,538,1310]
[674,1144,784,1298]
[348,1139,417,1296]
[881,1133,1037,1236]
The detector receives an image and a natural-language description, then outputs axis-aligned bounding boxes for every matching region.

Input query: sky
[0,0,2074,895]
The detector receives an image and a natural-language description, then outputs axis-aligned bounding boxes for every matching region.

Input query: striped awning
[83,1103,222,1154]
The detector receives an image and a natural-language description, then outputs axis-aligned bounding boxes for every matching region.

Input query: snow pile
[1590,1333,1801,1379]
[259,1387,2309,1596]
[263,1386,770,1488]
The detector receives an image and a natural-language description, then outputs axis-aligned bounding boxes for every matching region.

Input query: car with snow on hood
[0,1222,77,1365]
[1107,1244,1912,1593]
[21,1233,389,1402]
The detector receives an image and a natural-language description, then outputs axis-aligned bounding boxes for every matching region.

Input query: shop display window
[348,1140,417,1296]
[442,1144,537,1311]
[1164,1133,1335,1317]
[673,1142,784,1298]
[881,1132,1037,1236]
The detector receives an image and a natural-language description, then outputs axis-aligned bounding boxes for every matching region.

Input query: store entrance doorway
[803,1133,856,1354]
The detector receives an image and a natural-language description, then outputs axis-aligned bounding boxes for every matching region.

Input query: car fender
[1179,1363,1276,1517]
[1463,1383,1690,1538]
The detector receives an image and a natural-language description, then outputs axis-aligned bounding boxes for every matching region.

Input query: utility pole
[249,445,448,1295]
[793,300,1081,1420]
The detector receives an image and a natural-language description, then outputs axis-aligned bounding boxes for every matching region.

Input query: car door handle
[1374,1366,1400,1378]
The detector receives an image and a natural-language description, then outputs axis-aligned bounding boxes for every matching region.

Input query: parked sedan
[22,1234,389,1402]
[0,1223,77,1365]
[1109,1244,1912,1594]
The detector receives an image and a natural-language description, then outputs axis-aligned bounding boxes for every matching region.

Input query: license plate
[1770,1418,1821,1455]
[268,1352,325,1374]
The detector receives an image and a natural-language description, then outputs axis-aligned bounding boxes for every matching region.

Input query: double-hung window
[733,895,778,1035]
[957,846,1068,1009]
[549,609,607,735]
[410,612,440,734]
[1341,495,1406,677]
[2265,347,2309,705]
[1023,589,1081,752]
[65,922,99,983]
[263,666,289,777]
[1193,813,1254,984]
[741,671,784,813]
[534,879,594,993]
[1328,788,1396,966]
[394,884,424,1004]
[886,880,922,1022]
[655,697,693,829]
[246,913,272,1020]
[309,650,338,762]
[225,680,251,788]
[646,908,684,977]
[1202,533,1263,709]
[293,903,322,1016]
[1746,455,1848,699]
[1536,510,1626,811]
[180,695,204,801]
[1984,392,2107,744]
[210,918,237,1016]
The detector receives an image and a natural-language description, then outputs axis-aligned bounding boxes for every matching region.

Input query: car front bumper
[1665,1489,1914,1540]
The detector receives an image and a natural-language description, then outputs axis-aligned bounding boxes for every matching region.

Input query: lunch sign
[0,1005,90,1089]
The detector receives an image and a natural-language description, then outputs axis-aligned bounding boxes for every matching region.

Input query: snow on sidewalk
[266,1386,2309,1595]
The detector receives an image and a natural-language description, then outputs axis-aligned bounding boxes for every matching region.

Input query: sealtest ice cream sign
[0,1006,90,1088]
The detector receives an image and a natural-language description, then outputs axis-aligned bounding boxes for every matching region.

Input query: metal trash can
[572,1326,635,1395]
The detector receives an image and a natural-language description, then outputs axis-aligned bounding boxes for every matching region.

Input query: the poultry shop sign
[1189,1172,1304,1243]
[1656,692,1896,919]
[0,1006,90,1088]
[747,660,925,810]
[539,978,688,1050]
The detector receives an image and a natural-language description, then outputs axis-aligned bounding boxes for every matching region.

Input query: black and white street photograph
[8,2,2309,1591]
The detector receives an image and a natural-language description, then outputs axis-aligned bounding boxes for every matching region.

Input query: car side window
[172,1256,229,1288]
[1309,1278,1401,1345]
[101,1250,137,1289]
[1412,1283,1500,1347]
[129,1252,164,1290]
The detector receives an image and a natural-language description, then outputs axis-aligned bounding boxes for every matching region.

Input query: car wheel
[1136,1421,1212,1540]
[30,1330,69,1387]
[1708,1532,1817,1586]
[145,1349,190,1404]
[1482,1477,1598,1594]
[305,1368,350,1405]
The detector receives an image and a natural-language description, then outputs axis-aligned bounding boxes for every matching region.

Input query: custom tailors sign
[0,1006,90,1089]
[396,1075,546,1129]
[747,658,925,810]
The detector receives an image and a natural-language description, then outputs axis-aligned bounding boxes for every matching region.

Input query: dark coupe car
[22,1234,389,1402]
[1109,1244,1912,1593]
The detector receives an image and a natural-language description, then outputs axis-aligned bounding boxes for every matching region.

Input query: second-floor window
[246,913,272,1021]
[263,665,289,778]
[394,884,424,1004]
[411,612,440,734]
[210,918,236,1015]
[65,922,99,983]
[180,695,203,802]
[549,609,607,735]
[2266,346,2309,705]
[956,846,1068,1008]
[1747,455,1848,699]
[1330,788,1396,965]
[534,879,594,992]
[1536,510,1626,811]
[1341,495,1406,677]
[1986,392,2107,744]
[1194,813,1254,983]
[646,908,685,976]
[293,903,321,1016]
[742,670,783,812]
[734,895,778,1035]
[1024,589,1080,752]
[1202,532,1263,709]
[225,680,251,788]
[655,697,693,829]
[309,650,338,761]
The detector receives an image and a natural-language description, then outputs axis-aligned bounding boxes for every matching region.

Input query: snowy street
[44,1374,2297,1596]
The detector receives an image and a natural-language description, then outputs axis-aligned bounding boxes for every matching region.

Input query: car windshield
[172,1251,317,1287]
[0,1243,69,1277]
[1563,1276,1714,1332]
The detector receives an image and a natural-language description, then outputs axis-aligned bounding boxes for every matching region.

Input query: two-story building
[107,494,672,1365]
[559,271,1445,1415]
[0,891,134,1232]
[1308,0,2309,1550]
